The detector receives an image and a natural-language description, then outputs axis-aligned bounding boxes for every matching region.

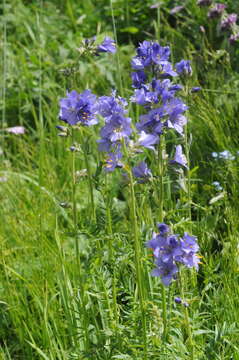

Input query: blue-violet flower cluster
[147,223,200,286]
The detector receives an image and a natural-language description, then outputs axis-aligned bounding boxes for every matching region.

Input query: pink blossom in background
[6,126,25,135]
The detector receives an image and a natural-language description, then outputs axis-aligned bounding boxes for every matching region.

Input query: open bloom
[97,37,116,53]
[59,90,98,126]
[170,145,187,168]
[132,161,152,183]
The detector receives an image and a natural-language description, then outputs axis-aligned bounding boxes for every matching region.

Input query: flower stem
[128,169,148,359]
[80,131,96,223]
[178,269,194,360]
[71,129,89,350]
[105,174,118,326]
[157,137,168,341]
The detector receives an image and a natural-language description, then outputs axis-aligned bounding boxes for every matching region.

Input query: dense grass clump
[1,1,239,359]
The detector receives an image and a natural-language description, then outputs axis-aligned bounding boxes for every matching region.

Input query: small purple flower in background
[208,3,226,19]
[175,60,192,76]
[174,296,182,304]
[170,145,187,168]
[197,0,212,6]
[229,32,239,44]
[59,90,98,126]
[146,223,199,286]
[191,87,201,93]
[170,6,184,15]
[6,126,25,135]
[221,14,237,30]
[96,37,116,54]
[132,161,152,183]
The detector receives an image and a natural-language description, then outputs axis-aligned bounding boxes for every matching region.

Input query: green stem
[178,269,194,360]
[110,0,123,96]
[105,174,118,326]
[157,138,168,341]
[128,170,148,359]
[71,130,89,351]
[80,132,96,222]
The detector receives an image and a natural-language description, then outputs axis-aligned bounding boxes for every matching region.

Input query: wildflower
[191,87,201,93]
[131,41,171,70]
[6,126,25,135]
[208,3,226,19]
[221,14,237,30]
[132,161,152,183]
[170,145,187,168]
[131,71,147,88]
[104,152,123,172]
[174,296,182,304]
[229,32,239,44]
[147,224,199,286]
[152,258,179,286]
[175,60,192,76]
[96,37,116,54]
[59,90,98,126]
[138,131,159,150]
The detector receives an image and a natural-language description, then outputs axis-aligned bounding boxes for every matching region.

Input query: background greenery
[0,0,239,359]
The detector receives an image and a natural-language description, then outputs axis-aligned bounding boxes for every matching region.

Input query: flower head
[175,60,192,76]
[208,3,226,19]
[132,161,152,183]
[59,90,98,126]
[170,145,187,168]
[97,37,116,54]
[221,14,237,30]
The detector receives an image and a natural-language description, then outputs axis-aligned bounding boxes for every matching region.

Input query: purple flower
[197,0,212,6]
[164,98,188,135]
[138,131,159,150]
[191,87,201,93]
[179,233,200,270]
[175,60,192,76]
[131,87,158,106]
[229,32,239,44]
[132,161,152,183]
[137,107,165,135]
[221,14,237,30]
[208,4,226,19]
[175,296,182,304]
[170,145,187,168]
[157,223,170,235]
[147,223,199,286]
[131,41,171,70]
[6,126,25,135]
[104,152,123,172]
[100,114,132,142]
[59,90,98,126]
[131,71,147,88]
[97,37,116,54]
[152,259,178,286]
